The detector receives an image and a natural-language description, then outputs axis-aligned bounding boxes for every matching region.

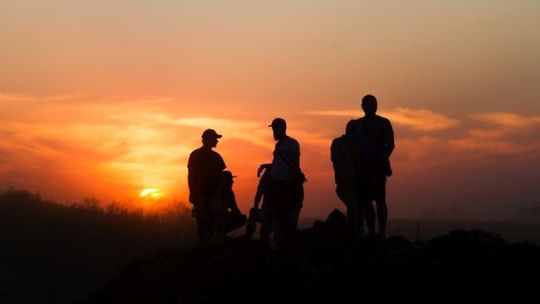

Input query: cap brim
[216,134,223,138]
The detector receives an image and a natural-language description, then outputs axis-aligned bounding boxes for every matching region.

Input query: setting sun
[140,188,163,199]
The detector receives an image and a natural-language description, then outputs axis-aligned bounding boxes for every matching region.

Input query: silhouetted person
[331,120,363,235]
[245,167,272,241]
[188,129,226,243]
[220,171,247,234]
[258,118,304,247]
[352,95,394,237]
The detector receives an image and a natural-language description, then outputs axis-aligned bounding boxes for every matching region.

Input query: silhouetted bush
[0,187,196,304]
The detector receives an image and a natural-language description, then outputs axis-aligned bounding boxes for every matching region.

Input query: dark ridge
[82,209,540,302]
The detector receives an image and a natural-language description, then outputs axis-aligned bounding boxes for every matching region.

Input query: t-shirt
[270,136,300,181]
[187,147,226,203]
[352,115,394,171]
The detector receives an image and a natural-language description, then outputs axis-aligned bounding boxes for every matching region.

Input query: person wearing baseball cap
[258,117,305,248]
[187,128,227,243]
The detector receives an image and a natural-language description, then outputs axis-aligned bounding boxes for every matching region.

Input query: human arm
[384,120,395,158]
[187,153,198,204]
[253,191,263,210]
[257,163,272,177]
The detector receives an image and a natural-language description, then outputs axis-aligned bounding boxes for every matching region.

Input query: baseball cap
[268,117,286,128]
[222,171,237,179]
[202,129,222,139]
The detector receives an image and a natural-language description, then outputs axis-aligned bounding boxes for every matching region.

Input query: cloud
[288,129,332,149]
[307,108,460,132]
[306,110,363,117]
[114,114,274,149]
[152,115,333,150]
[448,112,540,155]
[0,92,86,103]
[163,116,258,129]
[473,112,540,128]
[382,108,460,132]
[449,136,530,155]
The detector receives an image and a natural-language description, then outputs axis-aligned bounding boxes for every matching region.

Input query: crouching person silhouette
[220,171,247,235]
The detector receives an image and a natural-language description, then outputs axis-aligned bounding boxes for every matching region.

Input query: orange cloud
[306,110,363,117]
[0,92,86,103]
[383,108,460,132]
[106,113,274,150]
[450,136,531,155]
[473,112,540,128]
[307,108,460,132]
[445,112,540,155]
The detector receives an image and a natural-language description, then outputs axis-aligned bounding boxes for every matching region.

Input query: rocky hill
[82,210,540,302]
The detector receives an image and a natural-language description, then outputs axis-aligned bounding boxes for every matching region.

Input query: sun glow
[140,188,163,199]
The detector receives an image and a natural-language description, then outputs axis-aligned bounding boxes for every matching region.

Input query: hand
[257,164,269,177]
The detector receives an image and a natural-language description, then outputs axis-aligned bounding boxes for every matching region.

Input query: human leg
[373,174,388,237]
[337,187,361,234]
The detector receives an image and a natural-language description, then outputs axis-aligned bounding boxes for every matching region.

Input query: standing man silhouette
[353,95,394,237]
[258,118,304,246]
[188,129,226,243]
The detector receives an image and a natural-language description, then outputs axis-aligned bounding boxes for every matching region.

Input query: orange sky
[1,1,540,219]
